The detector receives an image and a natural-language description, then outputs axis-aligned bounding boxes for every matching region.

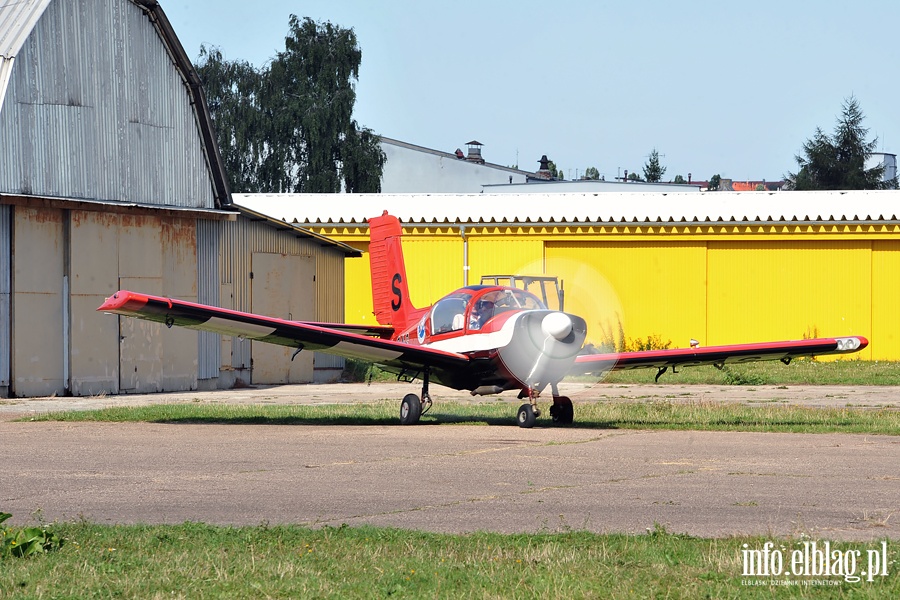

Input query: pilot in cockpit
[468,299,494,330]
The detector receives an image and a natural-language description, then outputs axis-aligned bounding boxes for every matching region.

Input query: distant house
[379,137,701,193]
[867,152,898,183]
[721,179,785,192]
[379,137,531,193]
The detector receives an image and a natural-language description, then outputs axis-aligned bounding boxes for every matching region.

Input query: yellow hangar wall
[315,223,899,361]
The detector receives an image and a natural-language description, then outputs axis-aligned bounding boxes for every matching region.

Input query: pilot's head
[475,299,494,312]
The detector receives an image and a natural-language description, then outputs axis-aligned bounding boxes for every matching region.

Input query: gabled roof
[233,204,361,256]
[234,190,900,227]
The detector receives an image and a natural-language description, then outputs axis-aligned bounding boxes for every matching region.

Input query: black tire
[517,403,537,428]
[550,398,574,425]
[399,393,422,425]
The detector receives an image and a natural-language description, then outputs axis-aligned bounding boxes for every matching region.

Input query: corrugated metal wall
[197,219,220,380]
[401,236,463,307]
[546,241,708,352]
[469,237,544,282]
[706,241,872,349]
[0,205,9,389]
[221,217,347,382]
[0,0,215,208]
[320,225,900,360]
[872,241,900,360]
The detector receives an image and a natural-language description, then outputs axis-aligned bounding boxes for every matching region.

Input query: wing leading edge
[573,337,869,377]
[98,290,469,374]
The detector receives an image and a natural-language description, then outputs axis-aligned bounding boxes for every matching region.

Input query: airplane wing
[573,337,868,380]
[97,290,469,375]
[296,322,395,339]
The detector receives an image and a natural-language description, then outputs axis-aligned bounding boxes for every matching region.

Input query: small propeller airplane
[98,211,868,428]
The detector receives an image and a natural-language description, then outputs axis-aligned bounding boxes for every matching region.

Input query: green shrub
[0,512,65,558]
[340,358,394,383]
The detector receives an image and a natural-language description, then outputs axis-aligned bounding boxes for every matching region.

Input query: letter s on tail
[368,211,417,328]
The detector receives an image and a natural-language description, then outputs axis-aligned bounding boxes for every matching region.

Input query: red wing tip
[97,290,148,312]
[836,336,868,351]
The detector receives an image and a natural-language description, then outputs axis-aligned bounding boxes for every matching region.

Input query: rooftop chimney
[535,154,553,180]
[465,140,485,164]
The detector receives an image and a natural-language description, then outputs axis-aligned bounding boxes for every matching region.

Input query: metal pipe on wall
[460,225,469,286]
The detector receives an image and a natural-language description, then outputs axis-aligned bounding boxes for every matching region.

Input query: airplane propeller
[496,310,588,394]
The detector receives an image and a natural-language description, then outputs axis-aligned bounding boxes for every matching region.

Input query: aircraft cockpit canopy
[431,292,473,334]
[430,288,546,335]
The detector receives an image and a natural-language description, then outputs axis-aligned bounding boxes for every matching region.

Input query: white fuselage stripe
[424,313,521,353]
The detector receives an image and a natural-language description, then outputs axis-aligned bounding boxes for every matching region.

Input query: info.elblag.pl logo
[741,541,890,584]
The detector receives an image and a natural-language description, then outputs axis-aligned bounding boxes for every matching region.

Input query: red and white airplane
[99,211,868,427]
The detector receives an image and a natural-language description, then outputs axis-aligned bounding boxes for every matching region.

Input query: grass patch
[27,401,900,435]
[0,522,895,598]
[353,360,900,387]
[600,360,900,386]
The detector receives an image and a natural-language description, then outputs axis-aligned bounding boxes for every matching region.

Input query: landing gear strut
[517,384,574,428]
[549,396,574,424]
[398,368,433,425]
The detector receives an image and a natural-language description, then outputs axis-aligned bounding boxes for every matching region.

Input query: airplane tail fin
[368,211,417,328]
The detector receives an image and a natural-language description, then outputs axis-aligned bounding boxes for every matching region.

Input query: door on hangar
[250,253,316,384]
[118,277,164,393]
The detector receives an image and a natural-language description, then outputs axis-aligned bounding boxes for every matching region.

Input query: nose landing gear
[516,403,537,427]
[549,396,573,424]
[516,384,573,428]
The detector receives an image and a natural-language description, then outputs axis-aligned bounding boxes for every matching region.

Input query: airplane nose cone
[541,312,573,341]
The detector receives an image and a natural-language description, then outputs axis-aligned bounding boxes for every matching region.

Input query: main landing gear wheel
[399,393,422,425]
[517,403,537,428]
[550,397,574,425]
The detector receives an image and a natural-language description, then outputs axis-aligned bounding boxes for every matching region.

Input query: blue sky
[162,1,899,182]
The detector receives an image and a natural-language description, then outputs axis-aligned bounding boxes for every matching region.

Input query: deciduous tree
[197,16,386,193]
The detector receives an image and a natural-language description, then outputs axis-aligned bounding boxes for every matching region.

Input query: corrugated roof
[0,0,50,57]
[0,0,51,114]
[233,204,361,256]
[233,190,900,226]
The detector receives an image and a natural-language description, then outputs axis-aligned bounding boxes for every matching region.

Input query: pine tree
[786,96,895,190]
[643,148,666,183]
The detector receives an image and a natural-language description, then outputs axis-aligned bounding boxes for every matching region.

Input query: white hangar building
[379,137,700,193]
[0,0,354,397]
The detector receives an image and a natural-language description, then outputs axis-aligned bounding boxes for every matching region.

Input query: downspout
[460,226,469,286]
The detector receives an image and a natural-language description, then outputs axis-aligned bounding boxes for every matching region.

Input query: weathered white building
[380,137,700,193]
[380,137,532,193]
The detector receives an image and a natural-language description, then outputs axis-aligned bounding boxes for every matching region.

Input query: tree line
[196,16,895,193]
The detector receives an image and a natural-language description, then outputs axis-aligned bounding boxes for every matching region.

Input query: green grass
[349,360,900,387]
[27,400,900,435]
[600,359,900,386]
[1,522,895,599]
[9,362,899,597]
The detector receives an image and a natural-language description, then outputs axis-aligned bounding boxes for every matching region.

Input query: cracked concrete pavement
[1,382,898,540]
